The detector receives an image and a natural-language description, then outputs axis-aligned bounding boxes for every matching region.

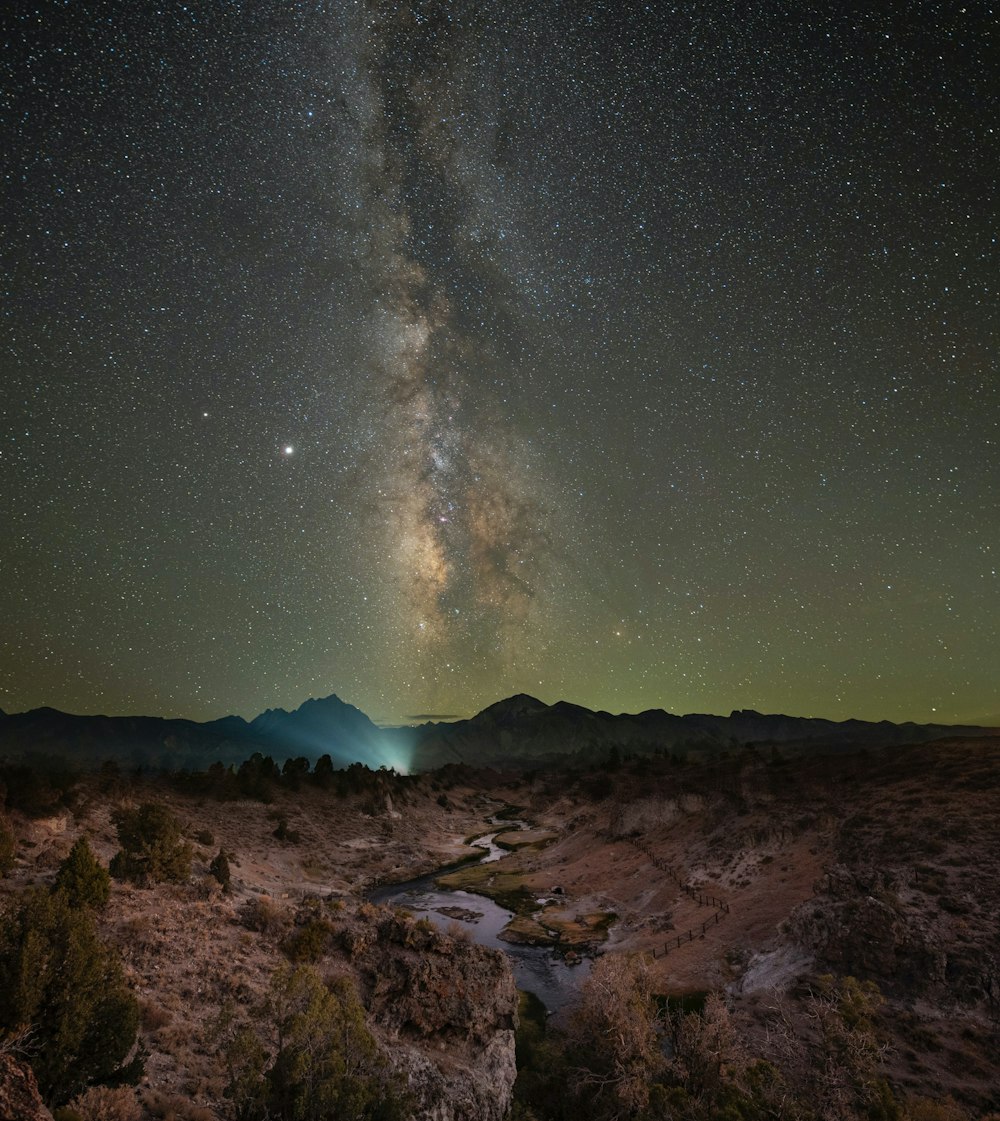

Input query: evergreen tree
[221,964,409,1121]
[0,888,141,1107]
[109,803,192,885]
[281,757,311,789]
[312,754,335,789]
[53,836,111,908]
[210,848,232,890]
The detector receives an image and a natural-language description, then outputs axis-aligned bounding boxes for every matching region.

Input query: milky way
[354,3,564,708]
[2,1,997,725]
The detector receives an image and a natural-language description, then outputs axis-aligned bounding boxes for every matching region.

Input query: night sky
[3,1,998,727]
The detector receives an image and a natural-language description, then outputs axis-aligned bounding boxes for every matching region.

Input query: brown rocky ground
[3,736,999,1117]
[497,739,1000,1113]
[1,769,519,1121]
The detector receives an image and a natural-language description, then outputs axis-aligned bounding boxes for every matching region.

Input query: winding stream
[371,817,591,1012]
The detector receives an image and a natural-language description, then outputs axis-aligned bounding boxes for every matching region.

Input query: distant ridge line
[0,693,996,774]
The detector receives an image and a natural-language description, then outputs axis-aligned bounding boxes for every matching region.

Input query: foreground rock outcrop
[0,1055,54,1121]
[349,908,518,1121]
[787,865,946,988]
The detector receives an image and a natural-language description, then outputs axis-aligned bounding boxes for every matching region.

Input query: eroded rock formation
[350,909,519,1121]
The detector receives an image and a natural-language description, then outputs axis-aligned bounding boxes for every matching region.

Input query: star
[1,0,995,727]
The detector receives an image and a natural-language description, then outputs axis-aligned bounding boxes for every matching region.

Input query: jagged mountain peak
[248,692,374,726]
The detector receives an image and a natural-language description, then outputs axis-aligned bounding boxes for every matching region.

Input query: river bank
[371,812,609,1011]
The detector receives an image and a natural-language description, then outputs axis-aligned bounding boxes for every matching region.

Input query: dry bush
[240,894,289,936]
[901,1097,970,1121]
[300,856,328,878]
[157,1020,204,1056]
[186,872,224,901]
[120,912,153,941]
[140,997,172,1031]
[357,900,380,922]
[143,1090,216,1121]
[65,1086,142,1121]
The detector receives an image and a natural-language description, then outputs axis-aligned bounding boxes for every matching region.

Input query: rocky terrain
[0,769,519,1121]
[1,733,999,1119]
[494,738,1000,1110]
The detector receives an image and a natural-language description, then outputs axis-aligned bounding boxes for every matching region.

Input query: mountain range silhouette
[1,693,995,773]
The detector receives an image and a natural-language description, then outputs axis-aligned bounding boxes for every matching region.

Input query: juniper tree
[0,888,141,1106]
[109,802,192,885]
[220,964,409,1121]
[53,836,111,908]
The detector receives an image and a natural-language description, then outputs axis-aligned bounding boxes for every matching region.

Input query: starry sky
[2,1,998,727]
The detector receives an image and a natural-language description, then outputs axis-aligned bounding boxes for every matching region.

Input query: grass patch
[449,848,486,868]
[494,829,559,852]
[540,908,616,945]
[300,856,328,879]
[502,908,617,948]
[436,864,540,916]
[502,914,552,944]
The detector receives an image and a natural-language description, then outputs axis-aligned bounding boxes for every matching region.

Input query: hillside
[1,736,999,1119]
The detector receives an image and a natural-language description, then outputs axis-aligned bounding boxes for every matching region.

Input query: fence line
[615,835,731,959]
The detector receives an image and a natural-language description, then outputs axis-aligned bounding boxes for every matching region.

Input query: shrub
[272,818,301,843]
[0,761,77,816]
[210,849,232,889]
[241,895,288,937]
[0,888,142,1106]
[139,998,172,1031]
[110,803,192,885]
[53,837,111,908]
[143,1090,216,1121]
[64,1086,142,1121]
[284,918,334,963]
[903,1098,970,1121]
[220,964,410,1120]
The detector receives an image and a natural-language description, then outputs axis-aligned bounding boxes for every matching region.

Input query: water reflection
[371,818,592,1012]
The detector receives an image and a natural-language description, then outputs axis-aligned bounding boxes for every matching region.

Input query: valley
[1,733,999,1120]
